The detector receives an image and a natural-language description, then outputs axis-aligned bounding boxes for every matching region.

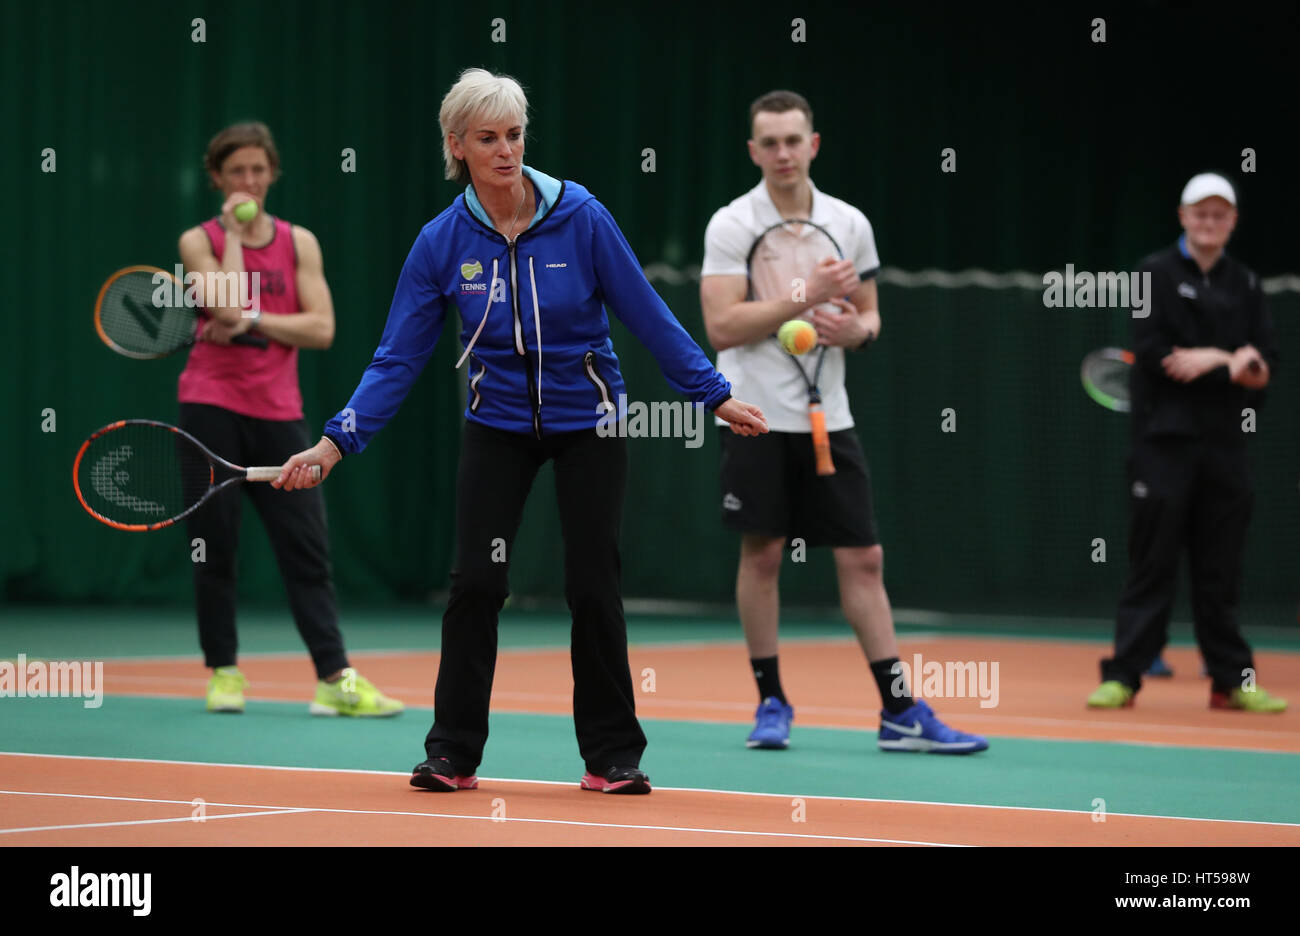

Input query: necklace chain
[503,183,527,241]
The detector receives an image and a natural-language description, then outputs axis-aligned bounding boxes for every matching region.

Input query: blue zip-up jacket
[323,166,732,452]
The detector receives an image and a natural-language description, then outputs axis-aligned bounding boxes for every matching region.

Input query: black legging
[423,420,646,774]
[180,402,348,680]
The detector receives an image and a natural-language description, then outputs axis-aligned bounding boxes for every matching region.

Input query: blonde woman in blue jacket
[277,68,767,794]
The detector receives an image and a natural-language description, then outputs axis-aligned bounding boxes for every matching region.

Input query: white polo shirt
[702,178,880,432]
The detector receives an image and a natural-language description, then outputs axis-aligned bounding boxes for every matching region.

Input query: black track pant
[424,421,646,774]
[180,403,348,680]
[1102,437,1255,692]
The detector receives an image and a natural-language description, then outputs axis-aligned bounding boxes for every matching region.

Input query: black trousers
[424,420,646,774]
[1102,437,1255,692]
[179,403,348,680]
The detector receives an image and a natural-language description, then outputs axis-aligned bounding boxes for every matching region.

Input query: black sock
[871,657,913,715]
[751,656,786,705]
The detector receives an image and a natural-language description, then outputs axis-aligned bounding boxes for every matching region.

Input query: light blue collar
[465,165,561,233]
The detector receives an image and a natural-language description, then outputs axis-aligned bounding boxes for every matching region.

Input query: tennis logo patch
[461,259,483,280]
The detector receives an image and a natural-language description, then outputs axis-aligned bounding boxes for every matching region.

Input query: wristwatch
[851,331,876,352]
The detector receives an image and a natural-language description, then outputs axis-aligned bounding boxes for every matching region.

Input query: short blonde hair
[439,68,529,185]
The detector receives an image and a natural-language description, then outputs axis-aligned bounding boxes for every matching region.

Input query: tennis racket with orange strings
[73,419,317,531]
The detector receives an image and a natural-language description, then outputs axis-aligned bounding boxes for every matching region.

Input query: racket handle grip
[809,407,836,476]
[246,465,321,483]
[233,333,269,349]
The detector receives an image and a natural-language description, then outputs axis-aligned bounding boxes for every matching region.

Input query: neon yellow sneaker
[207,666,247,713]
[1086,681,1135,708]
[309,668,404,717]
[1211,686,1287,713]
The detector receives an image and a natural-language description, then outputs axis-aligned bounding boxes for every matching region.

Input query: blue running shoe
[878,699,988,754]
[1146,656,1174,677]
[746,696,793,749]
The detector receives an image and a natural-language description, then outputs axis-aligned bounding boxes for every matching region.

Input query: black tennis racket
[95,265,267,359]
[73,419,317,531]
[1082,347,1260,413]
[745,218,849,475]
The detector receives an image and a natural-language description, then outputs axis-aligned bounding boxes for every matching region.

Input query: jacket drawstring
[455,257,499,370]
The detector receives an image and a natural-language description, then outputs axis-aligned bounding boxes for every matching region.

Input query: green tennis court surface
[6,605,1300,659]
[3,694,1299,824]
[4,605,1299,828]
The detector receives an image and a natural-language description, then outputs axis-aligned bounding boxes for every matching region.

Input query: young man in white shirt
[700,90,987,753]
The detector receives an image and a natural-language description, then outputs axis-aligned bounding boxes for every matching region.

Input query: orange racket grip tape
[809,406,836,476]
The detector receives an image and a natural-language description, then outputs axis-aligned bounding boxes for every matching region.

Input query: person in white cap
[1088,172,1287,712]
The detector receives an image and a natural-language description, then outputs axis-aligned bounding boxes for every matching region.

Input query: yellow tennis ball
[778,319,817,355]
[234,200,258,223]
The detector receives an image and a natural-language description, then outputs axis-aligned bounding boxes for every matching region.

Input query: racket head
[94,266,202,359]
[1080,347,1135,413]
[745,219,846,307]
[72,419,231,531]
[746,218,845,378]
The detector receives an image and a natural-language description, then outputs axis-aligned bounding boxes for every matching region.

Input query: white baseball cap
[1180,173,1237,206]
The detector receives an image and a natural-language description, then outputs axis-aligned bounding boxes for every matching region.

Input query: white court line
[899,712,1300,740]
[87,632,879,665]
[75,685,1300,745]
[81,627,1300,663]
[0,790,961,846]
[3,753,1298,828]
[0,807,312,836]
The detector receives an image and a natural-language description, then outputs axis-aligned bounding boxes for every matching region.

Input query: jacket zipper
[507,239,541,438]
[583,351,614,414]
[464,181,567,441]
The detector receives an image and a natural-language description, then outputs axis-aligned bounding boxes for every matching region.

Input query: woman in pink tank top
[176,121,403,719]
[177,213,304,419]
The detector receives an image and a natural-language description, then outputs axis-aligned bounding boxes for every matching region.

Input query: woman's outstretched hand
[716,398,768,436]
[273,438,342,490]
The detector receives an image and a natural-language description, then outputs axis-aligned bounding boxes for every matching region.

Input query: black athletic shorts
[718,427,879,548]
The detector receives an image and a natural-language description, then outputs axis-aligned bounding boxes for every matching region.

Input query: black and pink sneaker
[410,757,479,791]
[580,765,651,794]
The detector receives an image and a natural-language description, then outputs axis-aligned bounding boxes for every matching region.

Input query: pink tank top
[177,216,303,420]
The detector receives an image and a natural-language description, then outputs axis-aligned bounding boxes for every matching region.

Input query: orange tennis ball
[778,319,817,355]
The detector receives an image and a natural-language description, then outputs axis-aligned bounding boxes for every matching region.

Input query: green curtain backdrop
[3,0,1296,617]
